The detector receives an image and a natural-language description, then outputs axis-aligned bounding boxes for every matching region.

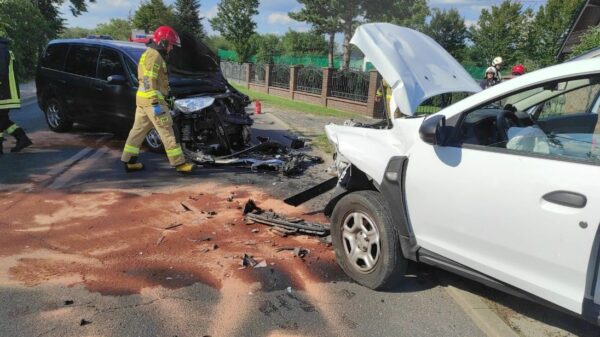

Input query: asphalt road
[1,100,597,337]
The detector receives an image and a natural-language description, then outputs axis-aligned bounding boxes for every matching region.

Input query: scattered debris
[251,228,259,233]
[207,211,217,216]
[242,254,258,268]
[80,319,92,326]
[180,202,192,212]
[243,200,330,236]
[276,247,310,258]
[319,235,332,245]
[164,223,183,230]
[227,195,234,202]
[286,286,292,293]
[64,300,74,306]
[156,236,165,246]
[212,244,219,250]
[254,260,268,268]
[284,177,338,206]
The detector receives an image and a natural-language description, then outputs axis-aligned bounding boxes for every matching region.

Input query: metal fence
[330,69,370,102]
[270,64,290,89]
[249,63,266,84]
[221,62,245,82]
[296,66,322,94]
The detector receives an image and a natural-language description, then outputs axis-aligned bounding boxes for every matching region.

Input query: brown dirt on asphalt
[0,182,340,296]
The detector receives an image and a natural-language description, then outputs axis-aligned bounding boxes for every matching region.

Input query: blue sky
[62,0,547,34]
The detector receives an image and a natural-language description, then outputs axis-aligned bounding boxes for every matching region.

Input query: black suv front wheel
[331,190,407,290]
[44,98,73,132]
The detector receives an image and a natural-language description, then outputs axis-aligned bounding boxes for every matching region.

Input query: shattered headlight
[174,96,215,113]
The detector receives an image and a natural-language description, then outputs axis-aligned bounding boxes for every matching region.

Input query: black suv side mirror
[419,114,446,145]
[107,75,126,85]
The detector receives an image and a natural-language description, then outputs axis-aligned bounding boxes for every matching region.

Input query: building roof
[557,0,600,60]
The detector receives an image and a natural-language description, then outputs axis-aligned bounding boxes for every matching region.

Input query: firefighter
[0,38,32,155]
[120,26,194,173]
[492,56,503,81]
[512,64,526,76]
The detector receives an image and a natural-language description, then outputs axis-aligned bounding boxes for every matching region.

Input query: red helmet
[153,26,181,49]
[512,64,525,76]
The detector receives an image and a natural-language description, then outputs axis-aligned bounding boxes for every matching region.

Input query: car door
[405,75,600,315]
[63,44,101,123]
[95,47,136,130]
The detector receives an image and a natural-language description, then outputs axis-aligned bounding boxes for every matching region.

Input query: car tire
[144,128,164,153]
[44,98,73,132]
[331,190,407,290]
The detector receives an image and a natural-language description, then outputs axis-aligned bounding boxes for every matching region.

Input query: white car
[324,23,600,324]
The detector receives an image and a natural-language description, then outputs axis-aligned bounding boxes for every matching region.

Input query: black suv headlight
[174,96,215,114]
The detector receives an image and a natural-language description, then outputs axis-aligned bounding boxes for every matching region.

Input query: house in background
[557,0,600,61]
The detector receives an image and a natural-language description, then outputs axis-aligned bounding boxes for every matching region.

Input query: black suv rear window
[65,45,100,78]
[41,44,69,70]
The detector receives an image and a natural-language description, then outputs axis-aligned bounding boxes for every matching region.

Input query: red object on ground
[255,100,262,114]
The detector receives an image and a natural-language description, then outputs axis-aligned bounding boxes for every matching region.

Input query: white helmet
[485,66,497,74]
[492,56,503,66]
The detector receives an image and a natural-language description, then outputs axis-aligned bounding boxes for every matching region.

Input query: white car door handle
[542,191,587,209]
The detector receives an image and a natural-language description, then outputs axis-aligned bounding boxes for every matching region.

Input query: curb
[444,284,520,337]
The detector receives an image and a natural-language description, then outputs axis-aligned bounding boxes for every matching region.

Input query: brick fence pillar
[321,67,334,106]
[265,64,273,92]
[289,65,301,100]
[243,63,251,89]
[367,69,382,118]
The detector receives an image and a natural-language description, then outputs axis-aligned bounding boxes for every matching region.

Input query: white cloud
[107,0,133,8]
[267,12,296,25]
[201,4,219,20]
[464,19,478,28]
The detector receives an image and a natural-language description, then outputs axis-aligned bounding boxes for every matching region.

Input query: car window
[537,84,600,120]
[124,57,138,86]
[456,76,600,165]
[97,48,125,81]
[41,44,69,71]
[64,45,100,78]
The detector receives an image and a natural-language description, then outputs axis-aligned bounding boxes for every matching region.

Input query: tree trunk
[328,33,335,68]
[342,21,352,70]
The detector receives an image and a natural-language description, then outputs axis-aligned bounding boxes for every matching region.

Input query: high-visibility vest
[0,44,20,110]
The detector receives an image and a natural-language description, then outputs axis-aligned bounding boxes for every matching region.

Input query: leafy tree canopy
[94,18,133,41]
[132,0,176,33]
[280,30,328,56]
[423,8,468,61]
[209,0,259,63]
[571,26,600,57]
[174,0,206,39]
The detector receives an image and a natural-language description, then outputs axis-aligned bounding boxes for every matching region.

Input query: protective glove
[152,104,163,116]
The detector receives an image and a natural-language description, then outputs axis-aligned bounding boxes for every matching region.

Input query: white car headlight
[174,96,215,113]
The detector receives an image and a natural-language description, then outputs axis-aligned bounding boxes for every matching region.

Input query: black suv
[36,35,248,136]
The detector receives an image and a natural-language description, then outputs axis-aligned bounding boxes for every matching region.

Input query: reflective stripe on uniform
[144,70,159,78]
[124,144,140,154]
[6,124,19,134]
[0,52,21,109]
[166,146,183,158]
[136,90,164,99]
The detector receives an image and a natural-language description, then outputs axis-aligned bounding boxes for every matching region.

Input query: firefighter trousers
[0,109,19,139]
[121,105,185,166]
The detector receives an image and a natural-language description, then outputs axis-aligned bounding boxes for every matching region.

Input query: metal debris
[243,200,330,236]
[164,223,183,230]
[254,260,268,268]
[64,300,74,306]
[242,254,258,268]
[80,319,92,326]
[276,247,310,258]
[180,202,192,212]
[156,236,165,245]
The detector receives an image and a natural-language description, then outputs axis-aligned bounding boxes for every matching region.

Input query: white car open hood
[351,23,481,116]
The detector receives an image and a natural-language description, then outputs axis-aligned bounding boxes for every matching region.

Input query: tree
[280,30,327,56]
[209,0,259,63]
[0,0,51,79]
[59,27,92,39]
[423,9,468,61]
[34,0,95,38]
[174,0,205,39]
[94,19,133,41]
[528,0,582,67]
[571,26,600,57]
[204,35,233,52]
[132,0,176,33]
[364,0,429,31]
[469,0,533,68]
[289,0,342,68]
[251,34,281,64]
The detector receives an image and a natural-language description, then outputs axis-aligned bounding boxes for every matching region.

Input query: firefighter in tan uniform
[121,26,194,173]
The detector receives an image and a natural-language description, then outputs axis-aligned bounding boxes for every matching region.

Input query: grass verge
[311,134,335,154]
[231,82,361,119]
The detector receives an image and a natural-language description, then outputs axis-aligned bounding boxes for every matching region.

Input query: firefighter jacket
[136,46,169,108]
[0,38,20,110]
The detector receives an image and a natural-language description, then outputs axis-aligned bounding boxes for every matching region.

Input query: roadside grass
[231,82,361,119]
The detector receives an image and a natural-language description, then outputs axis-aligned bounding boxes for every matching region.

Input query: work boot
[10,128,32,153]
[124,157,144,172]
[176,162,194,173]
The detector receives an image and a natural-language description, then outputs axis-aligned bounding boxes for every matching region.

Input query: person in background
[512,64,526,77]
[480,67,499,89]
[492,56,503,81]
